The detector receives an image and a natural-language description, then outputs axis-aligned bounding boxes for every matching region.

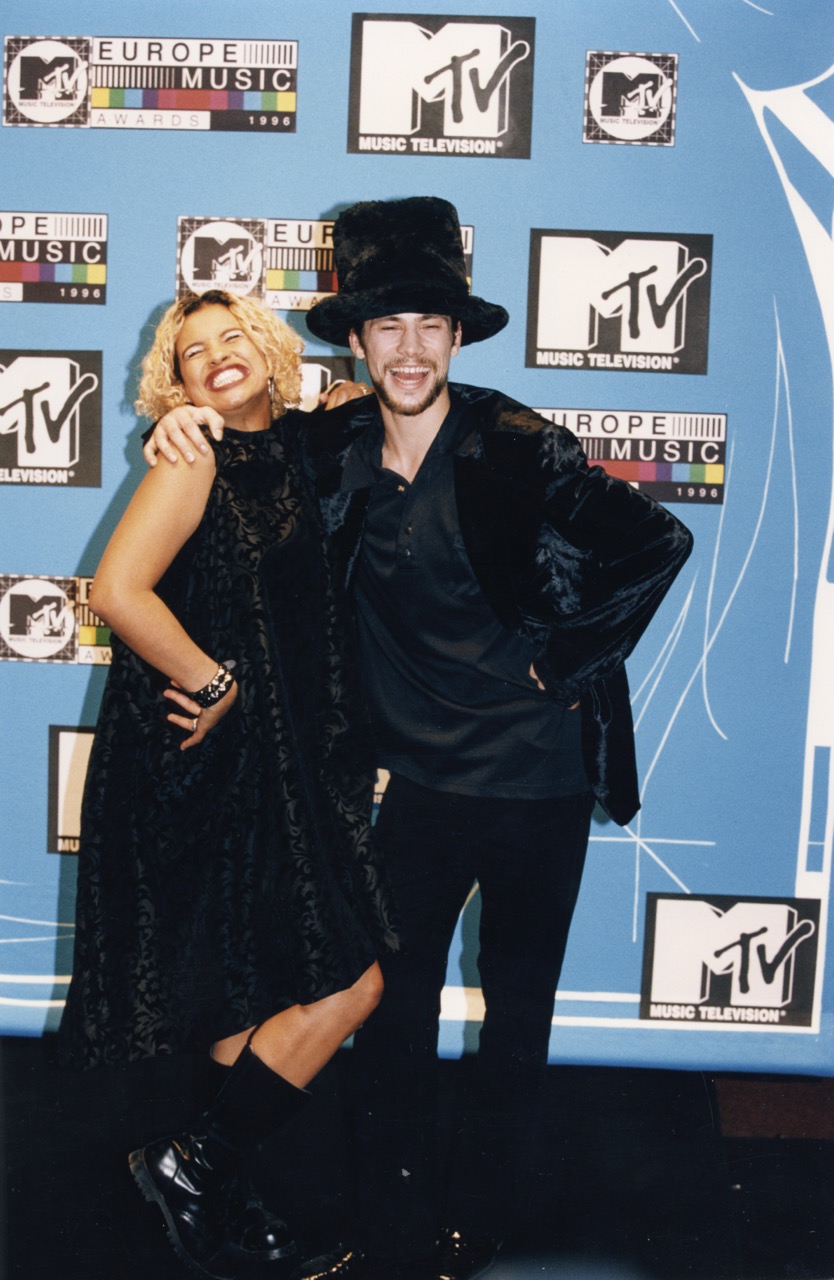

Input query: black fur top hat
[306,196,509,347]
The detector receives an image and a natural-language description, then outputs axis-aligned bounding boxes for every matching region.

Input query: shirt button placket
[399,489,414,564]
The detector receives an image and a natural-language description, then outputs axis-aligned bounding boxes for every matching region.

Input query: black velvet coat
[304,383,694,826]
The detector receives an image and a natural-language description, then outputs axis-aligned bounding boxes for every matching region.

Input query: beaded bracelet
[188,662,235,709]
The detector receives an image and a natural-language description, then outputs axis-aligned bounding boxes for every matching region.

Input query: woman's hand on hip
[163,678,238,750]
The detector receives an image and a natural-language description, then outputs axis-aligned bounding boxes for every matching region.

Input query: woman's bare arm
[92,448,237,747]
[142,383,374,467]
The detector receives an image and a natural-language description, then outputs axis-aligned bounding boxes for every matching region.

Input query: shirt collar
[339,388,476,492]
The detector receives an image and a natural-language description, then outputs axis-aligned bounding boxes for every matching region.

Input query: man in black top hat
[145,196,693,1280]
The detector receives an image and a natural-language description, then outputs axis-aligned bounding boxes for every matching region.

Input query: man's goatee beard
[375,372,448,417]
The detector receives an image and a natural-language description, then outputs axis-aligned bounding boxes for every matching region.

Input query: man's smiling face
[349,313,461,418]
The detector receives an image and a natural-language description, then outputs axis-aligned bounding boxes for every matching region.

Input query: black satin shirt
[342,393,589,799]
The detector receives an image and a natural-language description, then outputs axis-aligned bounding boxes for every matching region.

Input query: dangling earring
[267,375,275,406]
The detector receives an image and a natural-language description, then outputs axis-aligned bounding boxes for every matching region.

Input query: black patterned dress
[59,415,397,1070]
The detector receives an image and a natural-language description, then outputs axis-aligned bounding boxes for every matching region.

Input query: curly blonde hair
[135,290,304,421]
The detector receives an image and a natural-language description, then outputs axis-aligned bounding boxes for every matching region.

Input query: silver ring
[191,718,198,732]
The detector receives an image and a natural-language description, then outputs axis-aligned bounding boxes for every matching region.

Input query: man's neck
[378,388,451,484]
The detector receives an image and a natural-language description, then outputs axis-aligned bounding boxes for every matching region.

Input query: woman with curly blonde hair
[136,289,304,423]
[59,290,396,1280]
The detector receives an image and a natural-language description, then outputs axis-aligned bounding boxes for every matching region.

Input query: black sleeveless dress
[59,415,397,1069]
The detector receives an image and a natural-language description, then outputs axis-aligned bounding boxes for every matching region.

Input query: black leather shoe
[434,1227,501,1280]
[225,1170,299,1267]
[129,1131,236,1279]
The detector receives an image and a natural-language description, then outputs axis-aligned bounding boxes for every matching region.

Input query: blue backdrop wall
[2,0,834,1075]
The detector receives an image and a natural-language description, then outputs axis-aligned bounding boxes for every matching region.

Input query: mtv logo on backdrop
[0,576,77,662]
[4,35,297,132]
[178,217,265,298]
[0,574,107,663]
[527,230,712,375]
[583,52,678,145]
[640,894,821,1029]
[300,357,356,413]
[47,726,95,853]
[3,36,90,127]
[348,13,534,158]
[0,351,101,486]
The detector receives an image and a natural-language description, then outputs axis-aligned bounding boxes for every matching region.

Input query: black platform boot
[206,1056,302,1270]
[129,1045,309,1279]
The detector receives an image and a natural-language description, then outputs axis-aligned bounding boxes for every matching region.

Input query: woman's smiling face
[175,303,271,430]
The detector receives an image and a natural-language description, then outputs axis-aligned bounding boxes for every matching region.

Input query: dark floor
[2,1034,834,1280]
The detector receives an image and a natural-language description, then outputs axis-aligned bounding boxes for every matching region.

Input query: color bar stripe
[54,264,107,284]
[596,459,725,484]
[266,269,301,288]
[266,268,338,291]
[91,87,257,110]
[78,626,111,645]
[243,92,297,111]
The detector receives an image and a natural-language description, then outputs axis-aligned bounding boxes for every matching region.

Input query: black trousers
[351,774,593,1262]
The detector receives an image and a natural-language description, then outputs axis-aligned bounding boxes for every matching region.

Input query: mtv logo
[602,70,666,119]
[19,54,81,103]
[179,219,265,298]
[537,235,706,355]
[300,357,355,414]
[351,14,534,153]
[47,726,95,853]
[0,355,98,468]
[528,230,712,374]
[0,575,77,661]
[192,235,259,285]
[643,894,820,1018]
[584,52,678,148]
[9,588,68,637]
[4,37,90,127]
